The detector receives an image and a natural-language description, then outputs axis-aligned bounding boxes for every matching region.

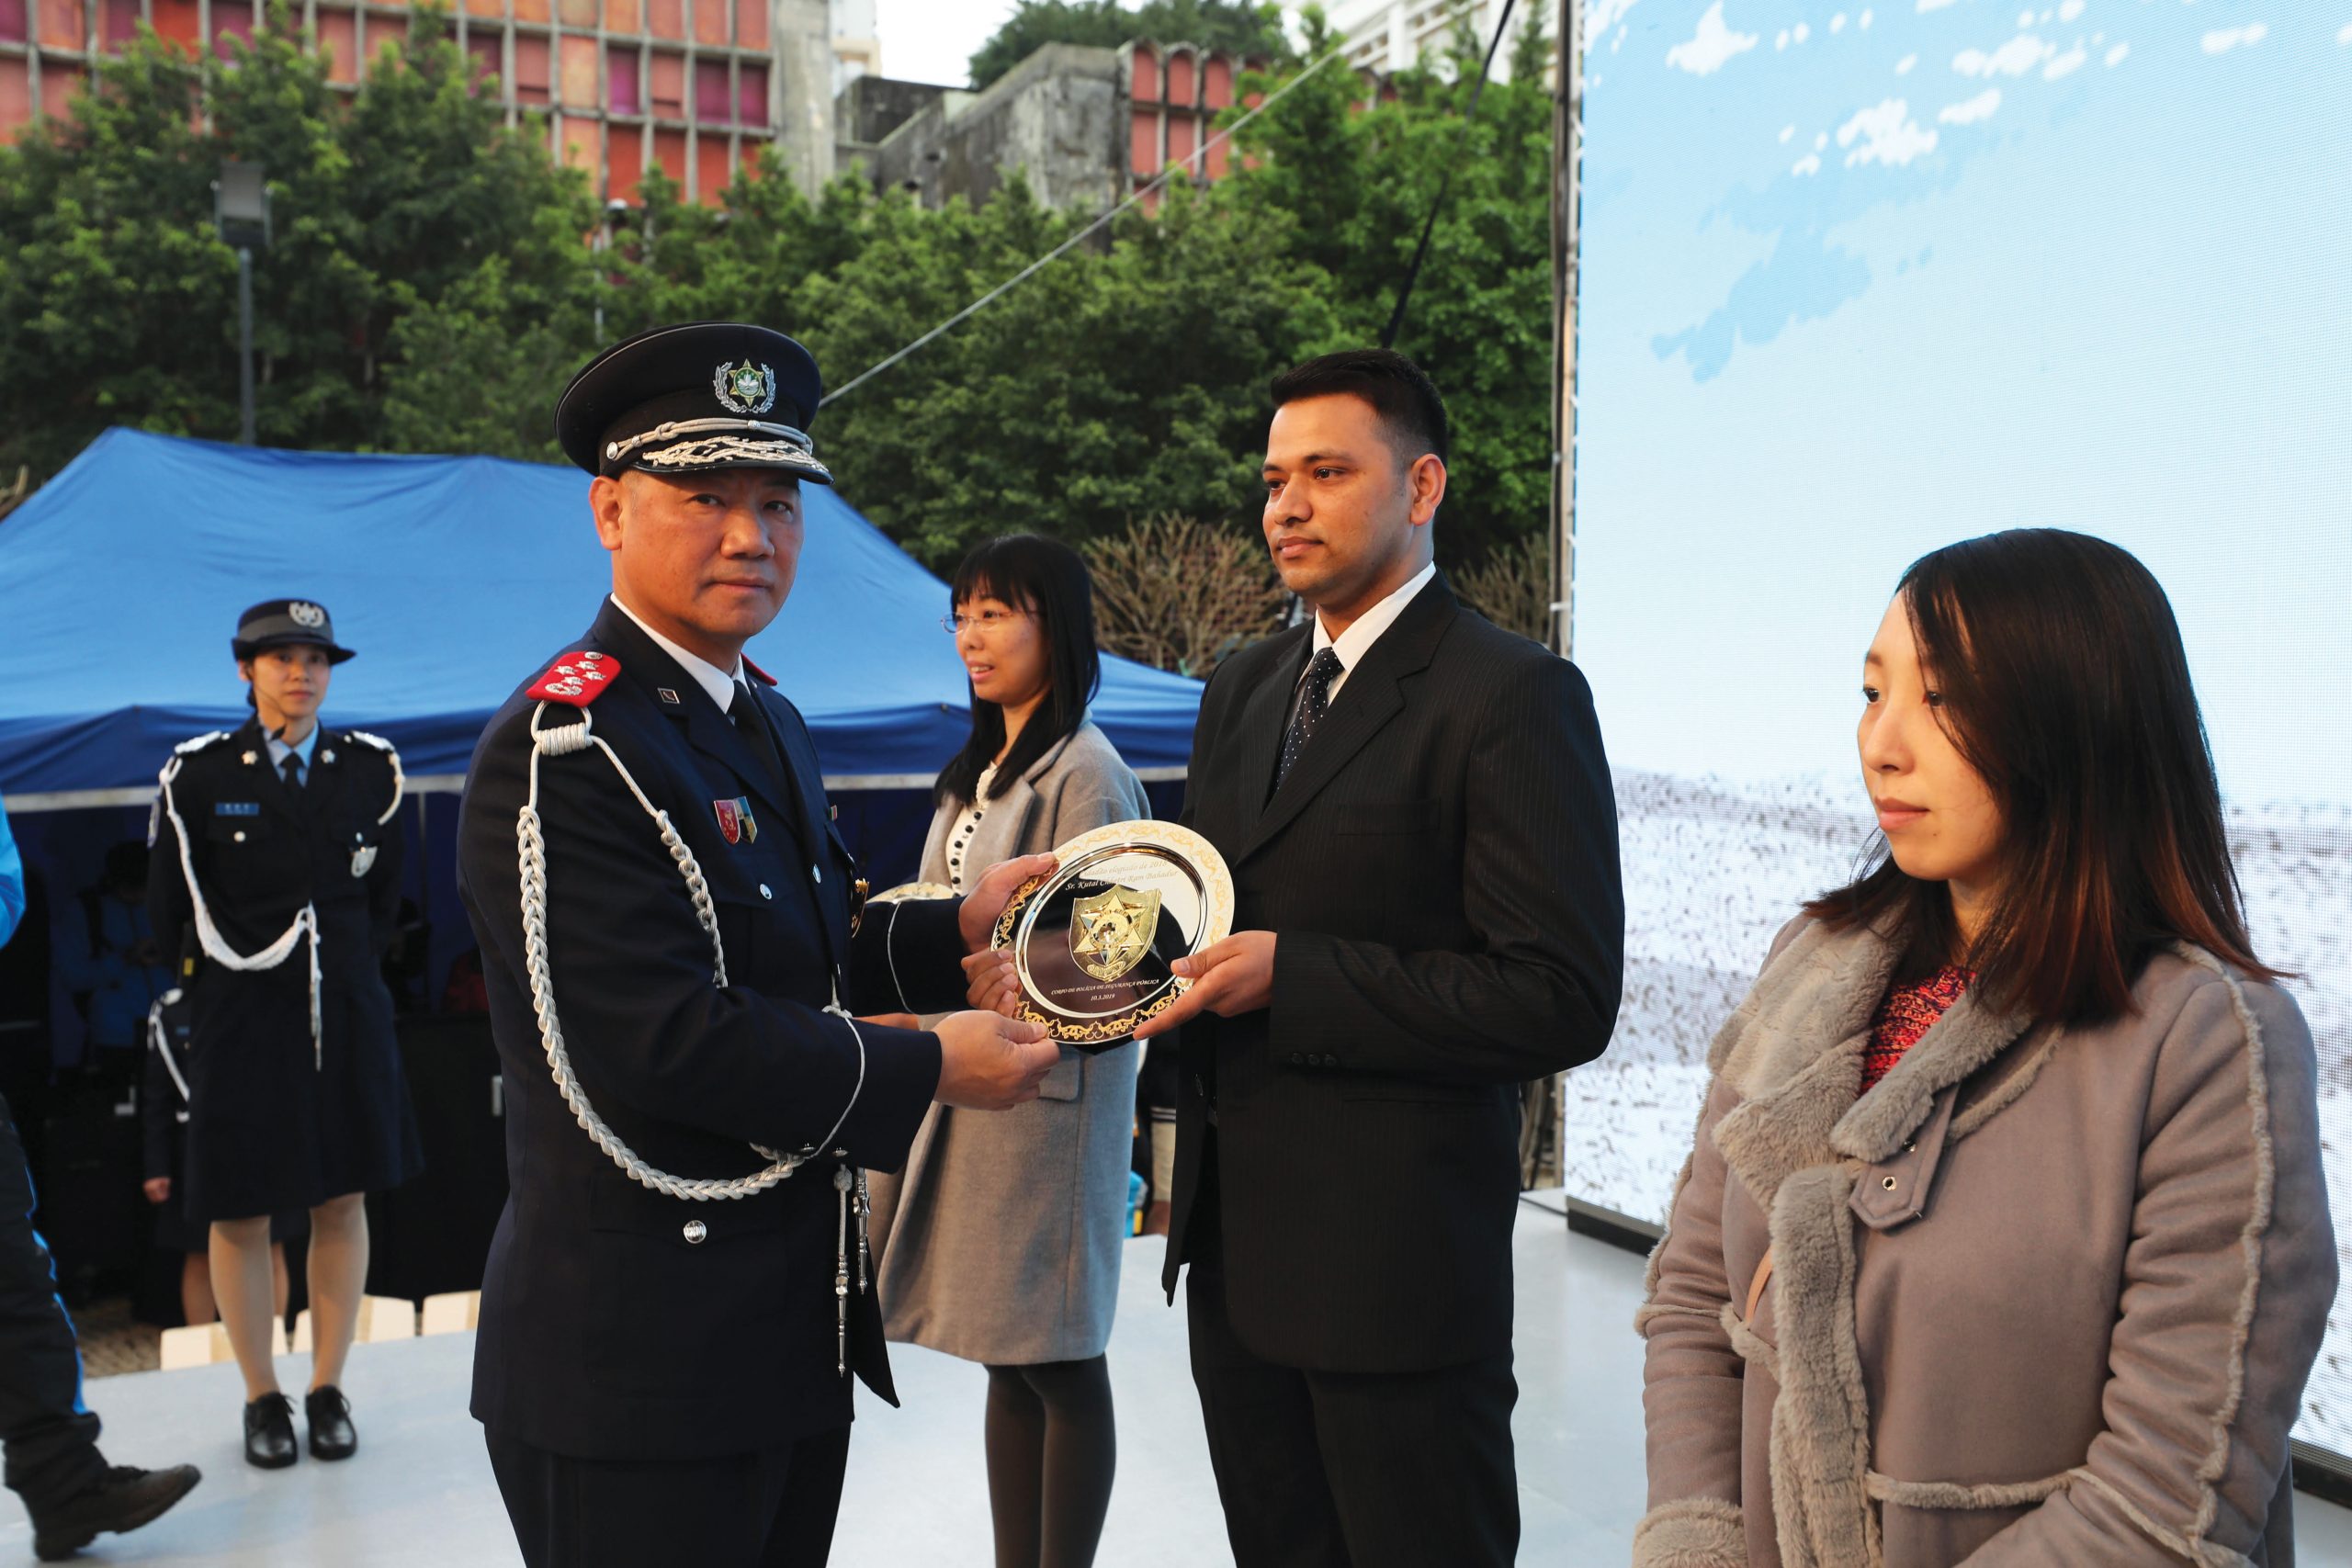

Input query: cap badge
[713,361,777,416]
[288,602,326,628]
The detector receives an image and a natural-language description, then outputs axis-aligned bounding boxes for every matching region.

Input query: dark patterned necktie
[279,751,303,792]
[1274,649,1346,794]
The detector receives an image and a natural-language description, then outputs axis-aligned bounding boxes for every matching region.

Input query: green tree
[968,1,1291,90]
[0,3,594,479]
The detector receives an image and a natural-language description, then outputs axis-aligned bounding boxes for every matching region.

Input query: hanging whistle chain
[833,1166,854,1375]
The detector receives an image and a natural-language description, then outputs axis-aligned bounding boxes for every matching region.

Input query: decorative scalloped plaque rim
[991,819,1235,1046]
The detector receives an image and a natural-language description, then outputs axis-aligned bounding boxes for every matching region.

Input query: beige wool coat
[865,721,1149,1365]
[1637,916,2335,1568]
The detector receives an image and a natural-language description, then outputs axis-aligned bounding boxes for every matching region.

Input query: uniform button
[233,831,246,842]
[683,1220,707,1244]
[811,864,822,885]
[1288,1052,1304,1065]
[758,885,773,900]
[1323,1055,1339,1067]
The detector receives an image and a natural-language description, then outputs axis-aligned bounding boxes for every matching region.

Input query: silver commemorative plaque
[992,820,1235,1050]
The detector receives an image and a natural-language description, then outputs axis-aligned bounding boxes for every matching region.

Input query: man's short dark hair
[1270,349,1450,468]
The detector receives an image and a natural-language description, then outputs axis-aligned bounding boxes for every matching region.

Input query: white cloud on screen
[1795,21,1813,40]
[2339,22,2352,45]
[1955,33,2057,74]
[1897,51,1918,71]
[2044,42,2088,74]
[2058,0,2086,18]
[1939,86,2002,121]
[1860,9,1875,28]
[1668,2,1761,73]
[1793,152,1824,175]
[2106,40,2130,62]
[1838,97,1939,164]
[1780,123,1796,141]
[1585,0,1643,49]
[2200,23,2267,52]
[1832,12,1849,32]
[1816,130,1830,148]
[1917,0,1959,11]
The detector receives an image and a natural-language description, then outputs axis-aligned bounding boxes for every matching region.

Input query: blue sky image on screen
[1564,0,2352,1450]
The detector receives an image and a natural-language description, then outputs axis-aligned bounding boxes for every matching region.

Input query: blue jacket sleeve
[0,803,23,951]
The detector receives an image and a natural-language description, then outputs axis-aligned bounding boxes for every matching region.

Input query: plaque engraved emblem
[1070,885,1160,983]
[995,821,1233,1050]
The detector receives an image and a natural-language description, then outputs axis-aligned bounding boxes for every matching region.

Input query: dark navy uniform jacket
[146,718,423,1222]
[456,599,969,1461]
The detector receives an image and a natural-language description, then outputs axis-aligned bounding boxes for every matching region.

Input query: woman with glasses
[868,534,1148,1568]
[1634,530,2332,1568]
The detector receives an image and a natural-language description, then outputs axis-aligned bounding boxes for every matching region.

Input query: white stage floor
[7,1200,2350,1565]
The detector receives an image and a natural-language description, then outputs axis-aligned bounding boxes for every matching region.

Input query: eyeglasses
[940,608,1032,634]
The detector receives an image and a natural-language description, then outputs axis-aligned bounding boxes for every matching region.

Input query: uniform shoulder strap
[337,730,406,826]
[526,650,621,707]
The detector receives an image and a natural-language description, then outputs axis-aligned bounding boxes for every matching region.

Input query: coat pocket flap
[1850,1085,1957,1231]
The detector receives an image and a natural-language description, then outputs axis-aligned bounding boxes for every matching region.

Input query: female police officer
[147,599,424,1470]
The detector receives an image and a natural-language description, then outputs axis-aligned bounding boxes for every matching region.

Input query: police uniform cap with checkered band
[554,320,832,483]
[457,321,998,1562]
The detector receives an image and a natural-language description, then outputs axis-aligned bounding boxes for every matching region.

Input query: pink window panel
[37,0,78,49]
[1165,50,1194,107]
[645,0,680,38]
[465,31,499,87]
[731,0,763,50]
[513,34,551,105]
[695,135,727,205]
[101,0,138,46]
[0,70,28,141]
[1204,130,1229,179]
[693,58,726,122]
[559,33,596,106]
[608,129,644,203]
[560,115,599,175]
[605,45,639,113]
[603,0,637,31]
[653,125,686,184]
[211,0,254,59]
[151,0,198,51]
[1204,54,1232,109]
[465,0,499,17]
[558,0,594,28]
[1128,43,1157,102]
[1130,107,1159,177]
[38,62,81,113]
[0,0,25,44]
[736,62,765,128]
[1167,112,1196,172]
[322,10,359,83]
[689,0,722,47]
[514,0,549,22]
[648,50,683,118]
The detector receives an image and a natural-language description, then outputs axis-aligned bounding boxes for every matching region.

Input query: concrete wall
[774,0,836,194]
[866,42,1124,213]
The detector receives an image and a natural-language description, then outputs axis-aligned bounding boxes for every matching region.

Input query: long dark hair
[933,535,1102,807]
[1803,528,2279,1023]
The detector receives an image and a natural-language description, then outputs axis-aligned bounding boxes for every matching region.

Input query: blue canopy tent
[0,431,1202,1069]
[0,428,1202,800]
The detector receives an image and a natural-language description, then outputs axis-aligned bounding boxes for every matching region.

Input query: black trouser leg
[485,1424,850,1568]
[0,1091,105,1513]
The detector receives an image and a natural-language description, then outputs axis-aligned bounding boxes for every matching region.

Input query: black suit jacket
[457,600,969,1461]
[1163,576,1623,1373]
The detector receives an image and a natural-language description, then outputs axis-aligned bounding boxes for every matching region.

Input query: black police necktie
[729,680,797,808]
[280,752,303,793]
[1274,648,1346,794]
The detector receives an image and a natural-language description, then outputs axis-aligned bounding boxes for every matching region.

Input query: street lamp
[213,161,271,446]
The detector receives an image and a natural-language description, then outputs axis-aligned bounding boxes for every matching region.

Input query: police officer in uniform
[145,600,424,1470]
[455,321,1062,1568]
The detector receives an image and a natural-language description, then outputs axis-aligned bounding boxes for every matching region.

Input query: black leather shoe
[29,1462,202,1561]
[305,1384,357,1461]
[243,1393,298,1469]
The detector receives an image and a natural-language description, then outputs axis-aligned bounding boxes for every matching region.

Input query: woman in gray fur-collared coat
[865,536,1148,1568]
[1638,530,2335,1568]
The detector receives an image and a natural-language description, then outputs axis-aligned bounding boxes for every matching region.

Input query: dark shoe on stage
[30,1462,203,1561]
[305,1385,358,1461]
[244,1393,299,1469]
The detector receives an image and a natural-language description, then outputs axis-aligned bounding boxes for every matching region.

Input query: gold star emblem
[1069,885,1160,983]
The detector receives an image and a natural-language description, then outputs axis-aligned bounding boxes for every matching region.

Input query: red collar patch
[741,654,778,687]
[527,651,620,706]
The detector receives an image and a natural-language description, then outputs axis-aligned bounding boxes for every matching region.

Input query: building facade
[842,38,1262,217]
[1317,0,1530,80]
[0,0,836,203]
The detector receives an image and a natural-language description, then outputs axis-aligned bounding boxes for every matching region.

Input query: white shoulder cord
[343,730,406,826]
[517,700,869,1202]
[157,747,326,1069]
[147,989,192,1103]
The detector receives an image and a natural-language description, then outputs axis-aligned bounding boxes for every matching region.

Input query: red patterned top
[1860,965,1973,1095]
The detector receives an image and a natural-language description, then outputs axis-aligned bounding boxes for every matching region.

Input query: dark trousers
[1184,1168,1520,1568]
[0,1092,105,1513]
[484,1424,853,1568]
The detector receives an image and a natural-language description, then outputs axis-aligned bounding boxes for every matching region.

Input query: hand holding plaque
[992,820,1235,1050]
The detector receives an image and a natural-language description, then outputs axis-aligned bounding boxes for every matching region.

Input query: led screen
[1570,0,2352,1452]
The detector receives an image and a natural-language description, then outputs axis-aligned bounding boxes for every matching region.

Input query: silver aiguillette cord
[832,1165,854,1375]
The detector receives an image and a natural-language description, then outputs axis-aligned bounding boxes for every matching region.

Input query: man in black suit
[1134,349,1623,1567]
[456,322,1060,1567]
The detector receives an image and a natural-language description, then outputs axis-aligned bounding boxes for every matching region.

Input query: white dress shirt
[609,594,746,712]
[1306,560,1437,707]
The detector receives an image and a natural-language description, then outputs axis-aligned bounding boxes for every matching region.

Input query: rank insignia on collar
[714,797,756,845]
[658,687,681,705]
[528,652,622,706]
